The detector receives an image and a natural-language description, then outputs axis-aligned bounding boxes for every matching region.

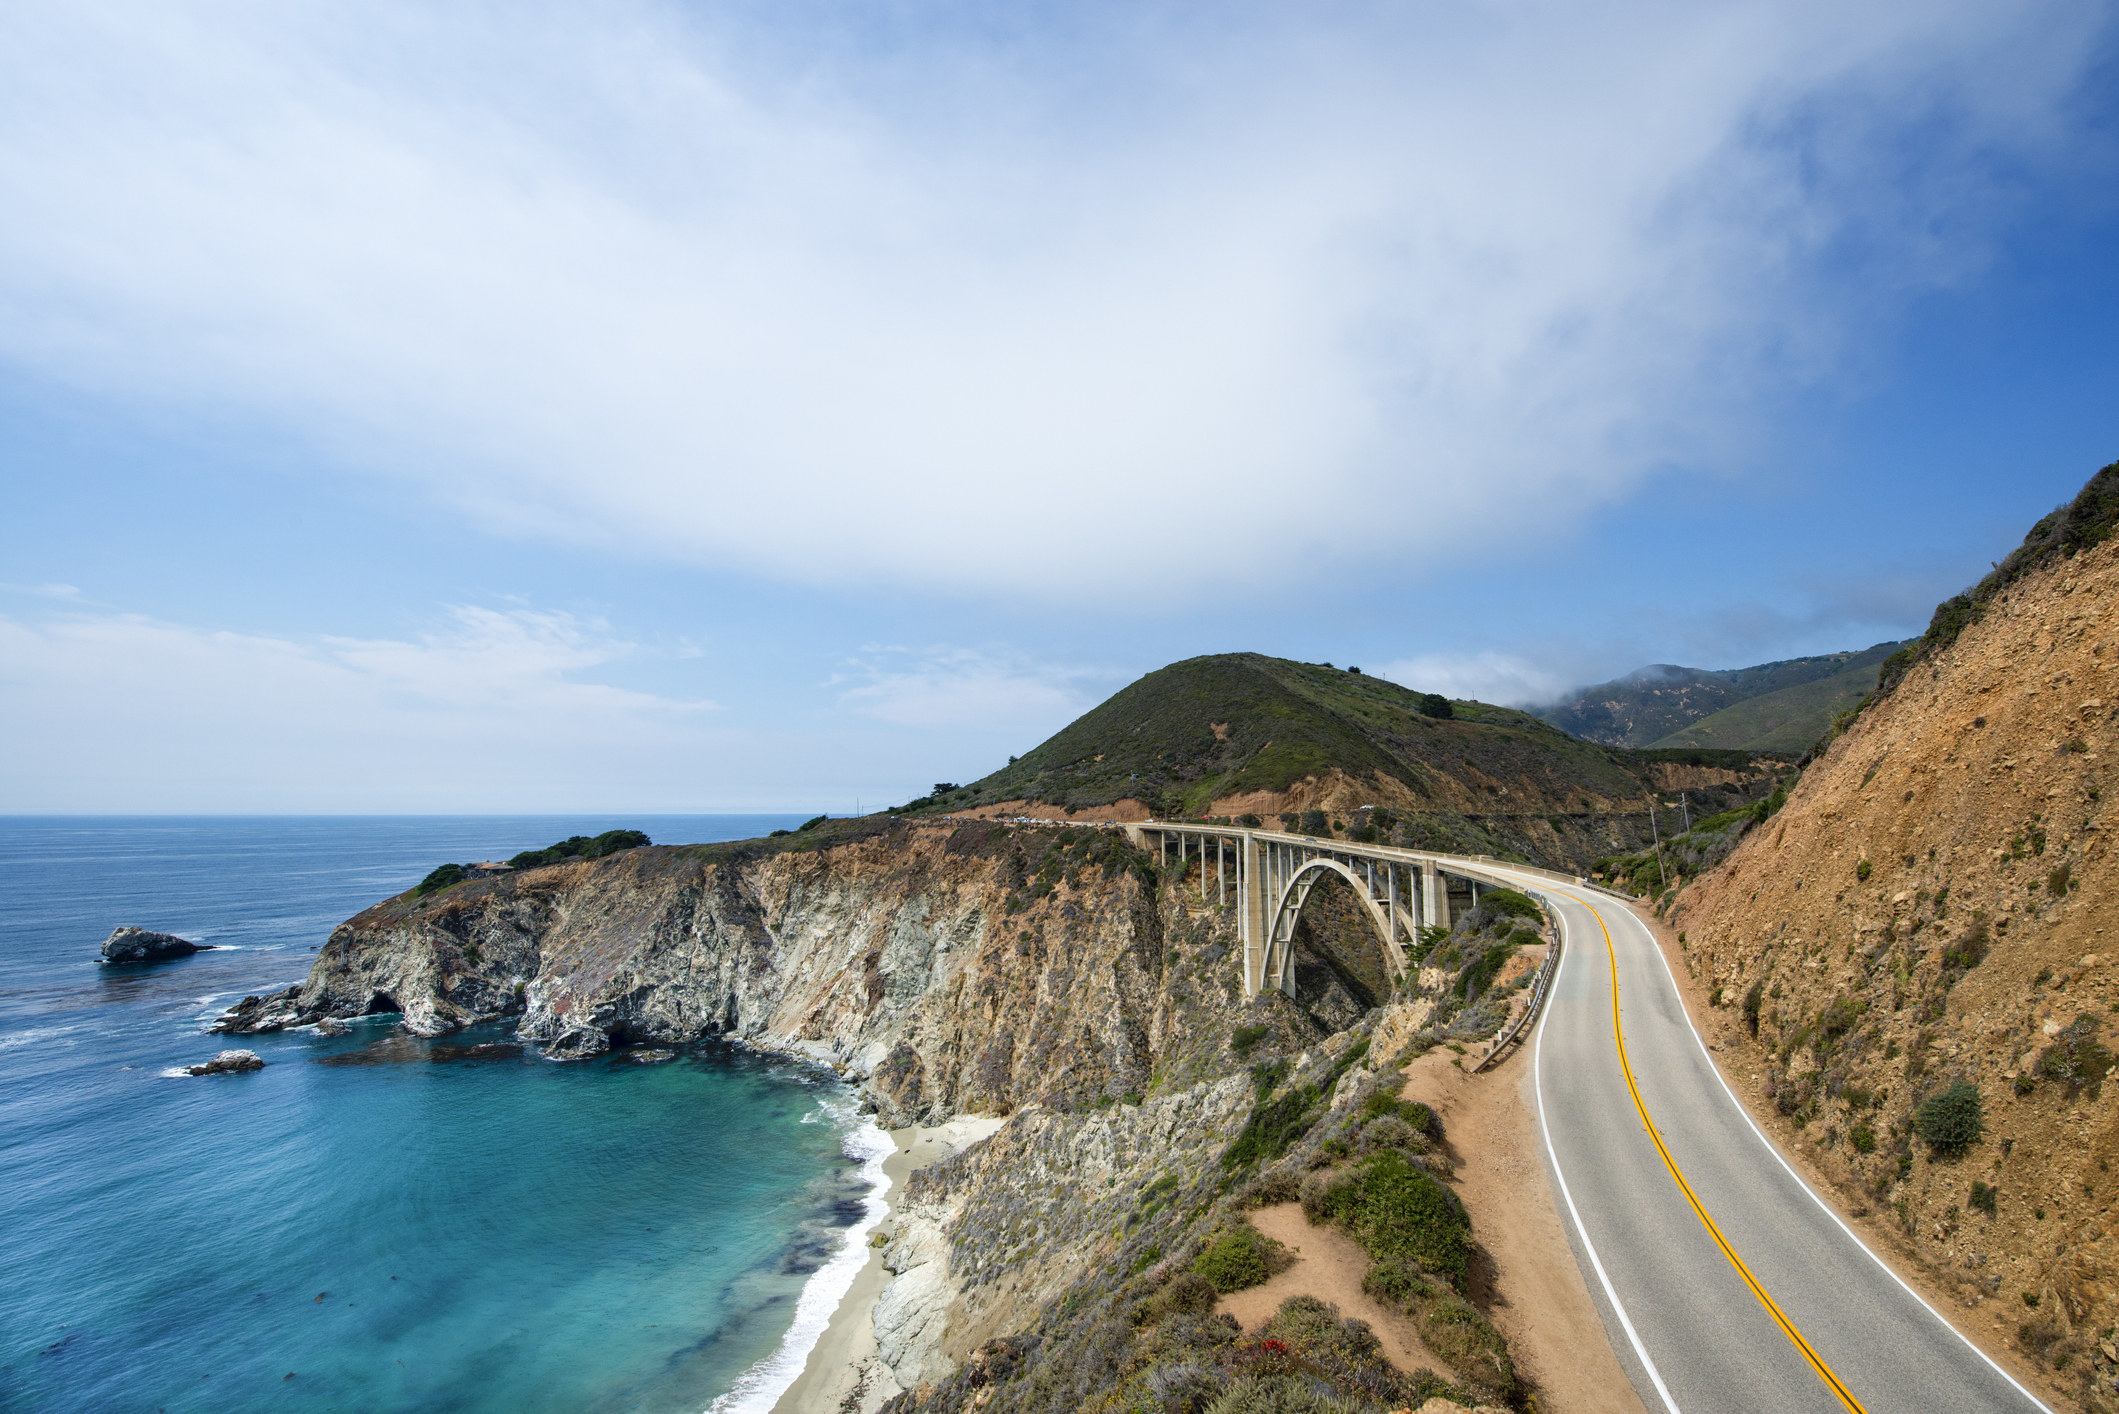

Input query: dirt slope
[1671,527,2119,1409]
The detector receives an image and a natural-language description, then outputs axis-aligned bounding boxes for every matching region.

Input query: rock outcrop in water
[187,1049,264,1075]
[100,926,210,963]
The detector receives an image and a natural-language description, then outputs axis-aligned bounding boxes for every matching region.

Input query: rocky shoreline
[204,820,1544,1410]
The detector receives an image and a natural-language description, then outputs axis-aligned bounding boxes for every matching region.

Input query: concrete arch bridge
[1128,823,1580,1000]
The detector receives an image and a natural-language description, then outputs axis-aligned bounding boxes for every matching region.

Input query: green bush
[1418,693,1453,719]
[1742,979,1764,1036]
[1849,1123,1875,1154]
[1856,860,1873,882]
[1223,1083,1321,1170]
[1479,888,1543,922]
[1232,1023,1272,1056]
[798,815,828,831]
[412,863,468,897]
[1913,1082,1984,1157]
[1309,1150,1471,1291]
[507,828,651,870]
[1191,1224,1283,1293]
[1970,1181,1999,1217]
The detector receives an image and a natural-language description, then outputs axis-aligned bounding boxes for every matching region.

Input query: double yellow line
[1580,896,1869,1414]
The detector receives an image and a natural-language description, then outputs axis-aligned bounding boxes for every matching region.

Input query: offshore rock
[211,985,321,1035]
[187,1049,264,1075]
[100,926,211,964]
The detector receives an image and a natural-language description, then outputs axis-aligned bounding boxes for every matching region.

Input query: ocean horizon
[0,814,882,1414]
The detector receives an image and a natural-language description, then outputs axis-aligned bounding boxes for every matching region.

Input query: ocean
[0,816,889,1414]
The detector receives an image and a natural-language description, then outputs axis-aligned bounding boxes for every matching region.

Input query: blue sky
[2,1,2116,813]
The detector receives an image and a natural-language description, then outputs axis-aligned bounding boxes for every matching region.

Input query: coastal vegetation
[410,829,651,897]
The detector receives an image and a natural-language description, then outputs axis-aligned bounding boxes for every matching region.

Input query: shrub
[1419,1292,1517,1402]
[1940,921,1989,984]
[2037,1016,2112,1098]
[507,828,651,870]
[1914,1082,1984,1156]
[1360,1254,1430,1308]
[1742,979,1764,1037]
[1970,1181,1999,1217]
[1418,693,1453,719]
[1360,1115,1416,1152]
[1479,888,1544,922]
[1310,1150,1472,1291]
[1232,1024,1272,1056]
[1223,1083,1323,1170]
[412,862,468,897]
[1454,944,1517,1001]
[1240,813,1263,828]
[1856,860,1873,882]
[1192,1224,1285,1293]
[1849,1123,1876,1154]
[2049,862,2075,894]
[798,815,828,831]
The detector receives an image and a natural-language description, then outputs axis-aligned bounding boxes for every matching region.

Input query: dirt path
[1398,1047,1648,1414]
[1217,1202,1459,1378]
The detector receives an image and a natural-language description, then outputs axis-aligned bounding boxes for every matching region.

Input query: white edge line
[1533,898,1684,1414]
[1578,881,2056,1414]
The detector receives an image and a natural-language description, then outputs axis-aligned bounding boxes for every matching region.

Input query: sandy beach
[770,1116,1005,1414]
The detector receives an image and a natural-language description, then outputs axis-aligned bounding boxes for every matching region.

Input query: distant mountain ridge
[1538,641,1909,751]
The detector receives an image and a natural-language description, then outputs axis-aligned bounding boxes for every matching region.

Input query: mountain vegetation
[892,652,1786,872]
[1540,640,1908,751]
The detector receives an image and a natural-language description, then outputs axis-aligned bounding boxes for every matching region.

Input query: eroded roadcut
[1483,870,2047,1414]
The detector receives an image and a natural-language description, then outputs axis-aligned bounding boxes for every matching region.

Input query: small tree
[1914,1082,1984,1157]
[1419,693,1453,719]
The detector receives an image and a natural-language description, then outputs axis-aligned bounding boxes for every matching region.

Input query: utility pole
[1680,791,1690,832]
[1650,799,1666,888]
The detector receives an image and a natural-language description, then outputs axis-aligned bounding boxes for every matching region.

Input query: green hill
[896,655,1782,871]
[1539,641,1907,749]
[1648,657,1886,752]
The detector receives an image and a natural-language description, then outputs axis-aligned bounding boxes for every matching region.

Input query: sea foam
[706,1101,895,1414]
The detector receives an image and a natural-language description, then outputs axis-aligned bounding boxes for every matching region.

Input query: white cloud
[1378,653,1573,709]
[0,605,741,811]
[835,646,1105,735]
[0,2,2105,599]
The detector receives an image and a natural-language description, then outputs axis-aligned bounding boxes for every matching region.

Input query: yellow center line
[1579,894,1869,1414]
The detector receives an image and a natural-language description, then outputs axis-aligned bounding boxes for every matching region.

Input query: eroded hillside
[1672,467,2119,1409]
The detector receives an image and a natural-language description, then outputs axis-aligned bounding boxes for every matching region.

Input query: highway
[1470,864,2050,1414]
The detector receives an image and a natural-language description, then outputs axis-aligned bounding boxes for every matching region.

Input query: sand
[770,1116,1006,1414]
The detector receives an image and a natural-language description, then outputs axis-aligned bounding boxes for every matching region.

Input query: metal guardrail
[1469,915,1563,1074]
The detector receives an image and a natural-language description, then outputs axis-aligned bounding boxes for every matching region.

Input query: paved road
[1471,867,2050,1414]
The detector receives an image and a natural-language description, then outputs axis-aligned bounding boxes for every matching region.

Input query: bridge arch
[1265,856,1408,996]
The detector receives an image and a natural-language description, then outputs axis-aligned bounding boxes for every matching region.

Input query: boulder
[187,1049,265,1075]
[211,986,322,1034]
[100,926,211,964]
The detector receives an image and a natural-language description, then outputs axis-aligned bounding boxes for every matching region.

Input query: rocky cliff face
[215,814,1537,1408]
[1673,522,2119,1407]
[220,823,1218,1122]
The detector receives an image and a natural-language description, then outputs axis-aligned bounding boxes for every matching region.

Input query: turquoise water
[0,817,882,1414]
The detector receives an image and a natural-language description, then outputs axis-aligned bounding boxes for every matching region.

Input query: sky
[2,0,2116,813]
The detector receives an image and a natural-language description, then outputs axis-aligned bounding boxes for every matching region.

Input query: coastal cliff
[219,822,1207,1121]
[216,815,1552,1409]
